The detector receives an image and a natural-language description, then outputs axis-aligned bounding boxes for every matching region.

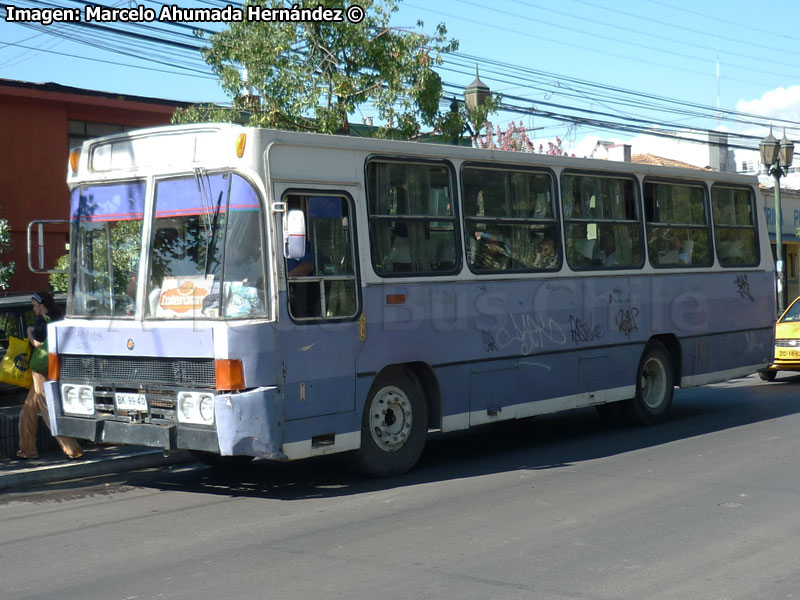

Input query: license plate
[777,348,800,360]
[115,392,148,412]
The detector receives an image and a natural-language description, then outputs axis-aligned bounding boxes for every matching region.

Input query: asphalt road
[2,373,800,600]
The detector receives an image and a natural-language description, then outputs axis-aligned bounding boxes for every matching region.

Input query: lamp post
[450,66,490,145]
[760,126,795,314]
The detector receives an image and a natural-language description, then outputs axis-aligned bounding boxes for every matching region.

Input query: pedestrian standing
[17,291,83,460]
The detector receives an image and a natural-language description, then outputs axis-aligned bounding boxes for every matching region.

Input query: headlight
[198,395,214,422]
[79,387,93,411]
[61,384,94,416]
[177,391,215,425]
[179,392,196,420]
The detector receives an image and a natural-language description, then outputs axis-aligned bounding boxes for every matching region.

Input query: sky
[2,0,800,166]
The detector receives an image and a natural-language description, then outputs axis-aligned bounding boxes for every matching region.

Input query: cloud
[736,86,800,124]
[563,130,713,167]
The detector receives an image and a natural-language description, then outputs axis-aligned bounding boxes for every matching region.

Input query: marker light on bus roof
[236,133,247,158]
[69,149,80,174]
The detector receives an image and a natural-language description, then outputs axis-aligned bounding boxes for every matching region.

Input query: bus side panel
[680,329,773,387]
[658,269,774,383]
[277,292,360,421]
[224,321,279,389]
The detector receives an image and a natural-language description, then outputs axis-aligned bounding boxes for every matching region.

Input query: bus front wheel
[347,368,428,477]
[624,341,674,426]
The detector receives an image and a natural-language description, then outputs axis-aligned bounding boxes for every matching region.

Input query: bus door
[275,188,363,422]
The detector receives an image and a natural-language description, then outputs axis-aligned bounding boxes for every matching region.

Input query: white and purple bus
[38,124,774,476]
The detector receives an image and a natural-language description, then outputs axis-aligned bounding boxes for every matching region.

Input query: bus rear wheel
[347,368,428,477]
[190,450,255,468]
[624,341,674,426]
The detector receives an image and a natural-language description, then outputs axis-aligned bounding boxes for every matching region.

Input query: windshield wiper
[205,190,224,277]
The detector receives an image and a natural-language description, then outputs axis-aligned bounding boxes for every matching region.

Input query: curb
[0,449,192,492]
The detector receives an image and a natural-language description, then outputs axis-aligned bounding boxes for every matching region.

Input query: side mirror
[283,209,306,259]
[27,220,69,274]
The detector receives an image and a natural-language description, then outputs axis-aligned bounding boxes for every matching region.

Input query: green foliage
[174,0,489,141]
[0,211,14,290]
[49,254,69,293]
[50,221,142,295]
[172,104,241,125]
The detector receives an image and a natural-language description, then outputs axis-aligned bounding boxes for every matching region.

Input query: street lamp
[760,126,795,314]
[451,66,490,145]
[464,66,490,112]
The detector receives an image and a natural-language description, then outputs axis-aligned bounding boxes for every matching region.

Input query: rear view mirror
[283,209,306,259]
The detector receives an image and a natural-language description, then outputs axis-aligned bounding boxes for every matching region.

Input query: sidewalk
[0,403,193,492]
[0,445,192,492]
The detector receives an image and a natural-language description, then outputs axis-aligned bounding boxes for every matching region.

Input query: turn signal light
[48,352,60,381]
[215,359,245,391]
[69,149,80,174]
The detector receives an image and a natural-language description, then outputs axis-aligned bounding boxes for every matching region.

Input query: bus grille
[60,355,216,388]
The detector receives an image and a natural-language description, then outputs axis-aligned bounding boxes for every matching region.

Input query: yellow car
[759,296,800,381]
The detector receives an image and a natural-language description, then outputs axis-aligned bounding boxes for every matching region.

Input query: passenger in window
[533,237,558,269]
[660,234,691,266]
[474,227,511,271]
[287,238,317,318]
[287,240,314,277]
[596,234,617,267]
[677,239,691,265]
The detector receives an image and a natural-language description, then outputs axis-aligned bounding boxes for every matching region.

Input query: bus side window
[286,194,358,321]
[562,173,643,270]
[367,161,458,276]
[712,186,759,267]
[461,165,559,273]
[645,181,711,268]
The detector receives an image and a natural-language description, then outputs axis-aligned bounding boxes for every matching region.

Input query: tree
[0,210,14,290]
[474,121,534,152]
[175,0,475,141]
[474,121,574,156]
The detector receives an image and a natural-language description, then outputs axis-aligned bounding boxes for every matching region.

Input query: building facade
[0,79,187,292]
[759,187,800,310]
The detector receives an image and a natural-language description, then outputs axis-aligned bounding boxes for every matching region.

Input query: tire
[758,370,777,382]
[190,450,255,468]
[347,368,428,478]
[624,340,674,426]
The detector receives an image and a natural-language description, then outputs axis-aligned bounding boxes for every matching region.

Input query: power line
[1,0,795,152]
[565,0,800,59]
[642,0,800,44]
[404,1,784,90]
[453,0,800,82]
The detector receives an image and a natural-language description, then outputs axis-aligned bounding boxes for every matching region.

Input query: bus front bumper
[45,382,287,460]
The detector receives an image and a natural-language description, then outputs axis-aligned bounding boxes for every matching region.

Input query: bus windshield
[68,171,267,319]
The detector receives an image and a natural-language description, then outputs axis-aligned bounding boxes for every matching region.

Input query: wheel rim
[640,356,667,410]
[369,385,413,453]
